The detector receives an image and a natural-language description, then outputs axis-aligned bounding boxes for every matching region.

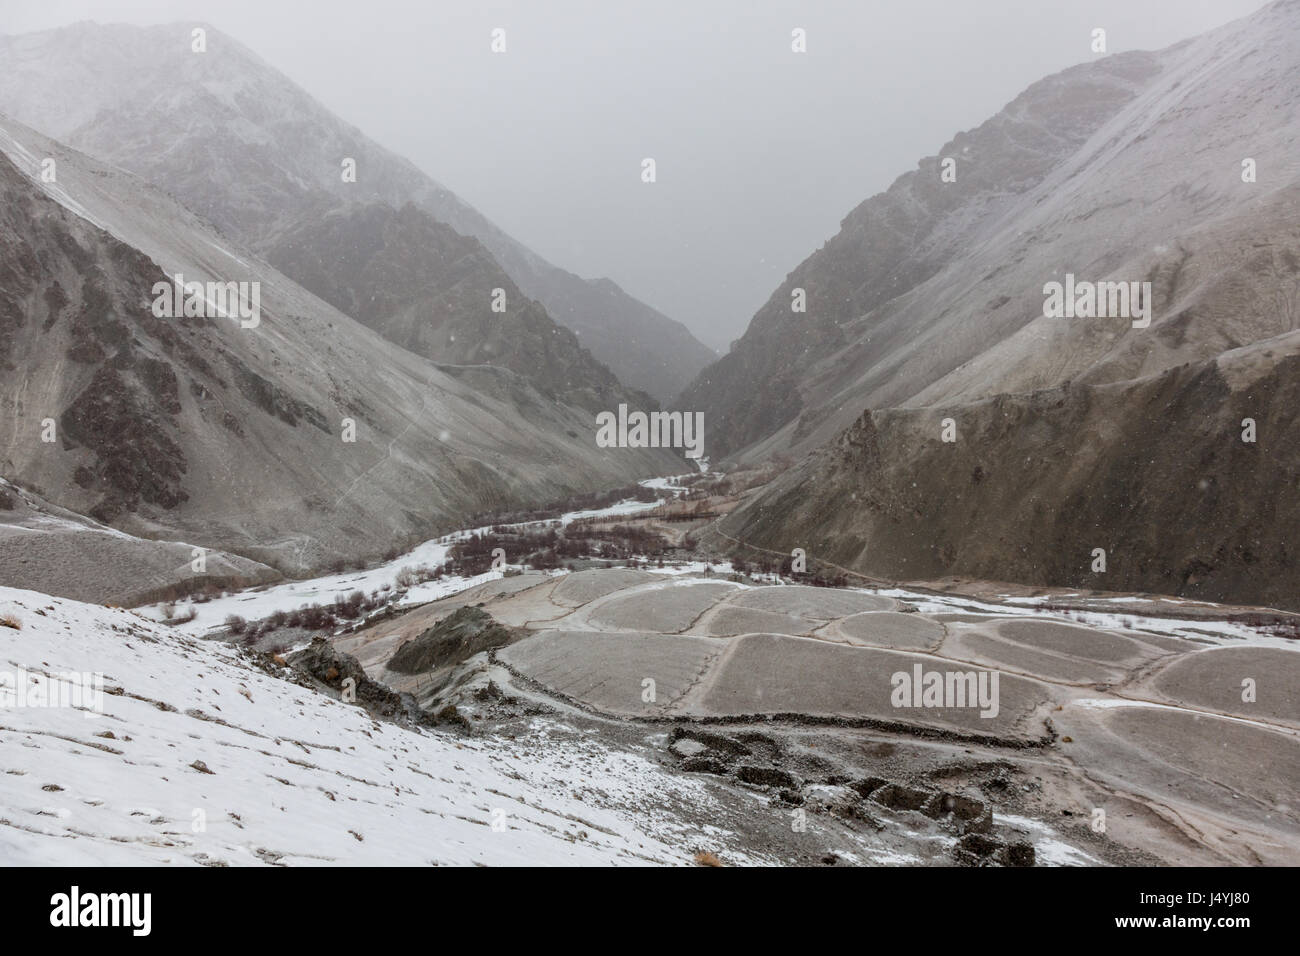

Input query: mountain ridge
[680,0,1300,460]
[0,117,682,576]
[0,20,717,403]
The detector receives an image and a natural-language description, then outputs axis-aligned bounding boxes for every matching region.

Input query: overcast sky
[1,0,1272,350]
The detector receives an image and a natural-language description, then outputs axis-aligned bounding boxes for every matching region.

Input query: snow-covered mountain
[678,0,1300,608]
[0,21,717,404]
[0,116,680,578]
[681,0,1300,460]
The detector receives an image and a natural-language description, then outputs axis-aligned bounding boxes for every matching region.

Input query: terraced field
[342,568,1300,865]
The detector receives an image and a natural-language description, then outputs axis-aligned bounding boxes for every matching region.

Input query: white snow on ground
[558,498,662,523]
[132,452,1290,658]
[644,560,738,578]
[639,475,696,491]
[0,123,111,231]
[202,236,249,267]
[141,491,1288,655]
[396,568,557,608]
[997,815,1099,867]
[138,477,691,636]
[0,586,745,866]
[1070,697,1299,735]
[876,588,1295,650]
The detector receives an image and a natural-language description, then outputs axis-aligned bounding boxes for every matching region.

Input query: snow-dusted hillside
[681,0,1300,461]
[0,116,680,578]
[0,478,279,606]
[0,586,733,865]
[0,21,716,404]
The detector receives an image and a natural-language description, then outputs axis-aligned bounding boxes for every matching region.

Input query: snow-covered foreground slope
[0,586,732,866]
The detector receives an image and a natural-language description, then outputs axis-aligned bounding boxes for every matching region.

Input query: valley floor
[2,484,1297,866]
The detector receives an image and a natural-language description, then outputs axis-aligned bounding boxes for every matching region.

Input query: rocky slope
[0,477,279,606]
[264,201,651,413]
[0,21,716,404]
[681,0,1300,460]
[680,0,1300,608]
[0,119,680,576]
[717,331,1300,610]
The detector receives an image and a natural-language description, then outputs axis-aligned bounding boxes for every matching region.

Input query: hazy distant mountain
[264,201,654,413]
[682,0,1300,460]
[708,0,1300,607]
[0,21,716,403]
[0,117,679,574]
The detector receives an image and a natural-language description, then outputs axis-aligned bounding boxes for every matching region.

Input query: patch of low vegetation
[1230,611,1300,640]
[395,564,440,588]
[158,601,198,625]
[146,578,232,605]
[225,589,389,646]
[0,613,21,630]
[327,557,369,574]
[680,459,791,498]
[728,551,849,587]
[447,523,671,574]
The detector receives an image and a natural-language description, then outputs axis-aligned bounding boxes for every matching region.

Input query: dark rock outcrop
[289,636,449,730]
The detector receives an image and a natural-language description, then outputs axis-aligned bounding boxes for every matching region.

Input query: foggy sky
[0,0,1271,351]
